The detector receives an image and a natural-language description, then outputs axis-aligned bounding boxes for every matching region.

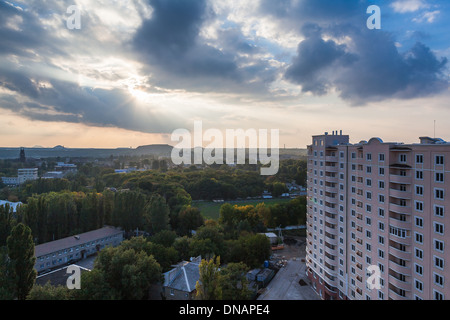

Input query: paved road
[257,259,320,300]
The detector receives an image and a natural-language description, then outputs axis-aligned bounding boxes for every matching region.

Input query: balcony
[389,245,411,261]
[390,188,411,199]
[390,174,411,184]
[325,185,338,193]
[389,288,409,300]
[325,196,338,204]
[389,203,411,215]
[389,217,411,230]
[325,213,337,224]
[389,258,411,275]
[388,274,411,291]
[325,165,338,173]
[325,225,338,236]
[325,156,338,163]
[324,255,337,267]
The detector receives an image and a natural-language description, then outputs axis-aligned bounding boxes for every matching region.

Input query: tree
[151,230,178,247]
[144,194,170,234]
[0,247,15,300]
[177,206,204,236]
[0,204,14,246]
[27,283,72,300]
[220,262,252,300]
[195,256,222,300]
[80,244,162,300]
[7,223,37,300]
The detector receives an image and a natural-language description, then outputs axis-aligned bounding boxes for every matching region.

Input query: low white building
[18,168,38,184]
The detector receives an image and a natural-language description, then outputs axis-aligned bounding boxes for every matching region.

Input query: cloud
[131,0,278,95]
[260,0,449,104]
[413,10,440,23]
[390,0,429,13]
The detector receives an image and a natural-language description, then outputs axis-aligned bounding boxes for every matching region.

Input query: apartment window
[434,273,444,287]
[379,236,384,245]
[415,264,423,276]
[351,152,356,159]
[434,222,444,235]
[416,185,423,196]
[366,243,371,251]
[379,222,385,231]
[415,248,423,259]
[415,233,423,244]
[435,256,444,270]
[379,181,385,189]
[366,191,372,200]
[390,226,407,238]
[378,208,385,217]
[366,230,372,239]
[367,153,372,161]
[379,194,385,203]
[434,290,444,300]
[415,217,424,228]
[340,151,344,158]
[366,179,372,187]
[366,204,372,213]
[379,153,385,162]
[415,280,423,292]
[415,201,423,212]
[435,172,444,183]
[379,167,385,175]
[434,239,444,252]
[435,155,444,165]
[435,188,444,200]
[400,154,407,163]
[366,166,372,174]
[434,205,444,218]
[416,170,423,180]
[416,154,424,164]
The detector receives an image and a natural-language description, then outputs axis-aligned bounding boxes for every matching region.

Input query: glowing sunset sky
[0,0,449,148]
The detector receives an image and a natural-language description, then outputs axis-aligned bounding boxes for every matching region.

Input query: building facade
[34,226,124,274]
[306,132,450,300]
[18,168,38,184]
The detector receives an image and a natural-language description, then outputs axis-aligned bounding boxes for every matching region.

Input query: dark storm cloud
[0,70,177,133]
[0,0,184,133]
[132,0,277,94]
[261,0,449,104]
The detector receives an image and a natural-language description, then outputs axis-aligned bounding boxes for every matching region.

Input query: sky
[0,0,449,149]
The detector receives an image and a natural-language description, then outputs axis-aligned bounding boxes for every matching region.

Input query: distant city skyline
[0,0,449,149]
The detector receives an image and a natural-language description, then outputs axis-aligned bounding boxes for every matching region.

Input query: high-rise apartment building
[306,132,450,300]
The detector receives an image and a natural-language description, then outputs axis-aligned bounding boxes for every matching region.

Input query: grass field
[193,198,292,220]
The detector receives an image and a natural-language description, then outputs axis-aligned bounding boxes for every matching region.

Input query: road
[257,259,320,300]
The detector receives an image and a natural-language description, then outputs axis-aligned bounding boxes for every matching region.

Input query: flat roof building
[34,226,124,274]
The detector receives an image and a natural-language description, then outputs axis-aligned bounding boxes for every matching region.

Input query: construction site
[256,228,319,300]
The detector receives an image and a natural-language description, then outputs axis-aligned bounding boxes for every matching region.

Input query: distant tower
[19,147,26,162]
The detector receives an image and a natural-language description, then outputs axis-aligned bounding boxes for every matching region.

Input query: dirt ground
[258,236,320,300]
[272,236,307,260]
